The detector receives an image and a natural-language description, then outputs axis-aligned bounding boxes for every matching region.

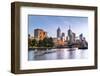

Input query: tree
[31,39,37,47]
[36,37,54,47]
[43,37,54,47]
[28,38,31,47]
[37,40,42,47]
[42,37,49,47]
[48,37,54,47]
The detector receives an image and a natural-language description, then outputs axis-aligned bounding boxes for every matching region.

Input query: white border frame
[20,6,95,70]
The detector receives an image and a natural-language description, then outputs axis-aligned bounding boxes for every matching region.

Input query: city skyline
[28,15,88,39]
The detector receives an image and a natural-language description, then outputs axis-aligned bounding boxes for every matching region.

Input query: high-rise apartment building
[34,29,47,40]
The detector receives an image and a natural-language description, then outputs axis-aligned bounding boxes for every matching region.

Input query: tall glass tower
[68,25,73,44]
[57,27,61,38]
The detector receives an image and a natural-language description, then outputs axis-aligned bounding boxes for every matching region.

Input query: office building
[34,29,47,40]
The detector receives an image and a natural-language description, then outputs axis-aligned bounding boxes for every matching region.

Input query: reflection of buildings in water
[67,49,76,59]
[45,50,57,60]
[33,50,49,60]
[34,50,58,60]
[56,49,64,59]
[28,48,88,60]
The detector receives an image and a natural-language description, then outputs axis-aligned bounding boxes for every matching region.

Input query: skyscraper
[62,32,65,37]
[34,29,47,40]
[61,32,65,41]
[67,25,75,43]
[57,27,61,39]
[79,33,83,40]
[68,28,73,42]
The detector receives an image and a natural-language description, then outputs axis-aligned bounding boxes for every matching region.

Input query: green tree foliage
[43,37,49,47]
[47,37,54,47]
[28,38,31,47]
[31,39,37,47]
[42,37,54,47]
[37,40,44,47]
[28,37,54,47]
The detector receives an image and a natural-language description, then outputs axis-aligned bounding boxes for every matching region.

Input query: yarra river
[28,48,88,60]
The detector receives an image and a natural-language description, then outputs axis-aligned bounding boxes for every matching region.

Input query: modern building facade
[56,27,65,46]
[57,27,61,39]
[68,28,76,44]
[61,32,65,41]
[34,29,47,40]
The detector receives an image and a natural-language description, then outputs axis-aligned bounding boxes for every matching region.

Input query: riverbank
[29,47,57,50]
[28,46,77,51]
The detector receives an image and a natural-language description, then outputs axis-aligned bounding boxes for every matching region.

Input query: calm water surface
[28,48,88,60]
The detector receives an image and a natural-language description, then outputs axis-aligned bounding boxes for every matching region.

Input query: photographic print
[28,15,88,60]
[11,2,97,74]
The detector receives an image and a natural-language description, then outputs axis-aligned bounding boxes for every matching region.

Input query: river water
[28,48,88,60]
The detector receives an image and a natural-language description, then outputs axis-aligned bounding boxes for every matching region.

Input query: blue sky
[28,15,88,39]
